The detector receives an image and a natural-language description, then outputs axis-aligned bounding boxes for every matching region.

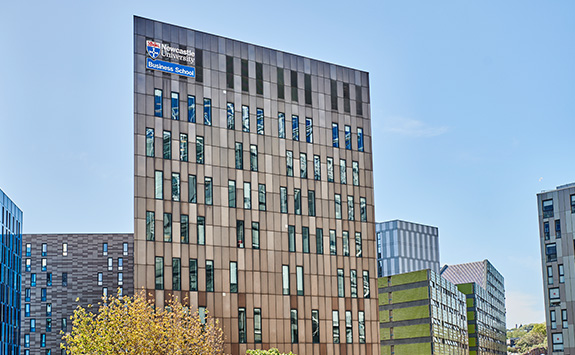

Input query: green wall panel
[394,305,430,321]
[380,310,390,323]
[457,282,474,295]
[380,345,391,355]
[394,323,430,339]
[394,342,432,355]
[391,270,428,286]
[392,286,429,304]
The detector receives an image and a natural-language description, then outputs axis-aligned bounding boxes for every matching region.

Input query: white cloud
[384,117,449,137]
[506,290,545,328]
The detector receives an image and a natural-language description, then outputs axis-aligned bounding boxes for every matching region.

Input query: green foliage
[507,323,547,354]
[246,349,296,355]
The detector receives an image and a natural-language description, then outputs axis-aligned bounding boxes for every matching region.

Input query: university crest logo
[146,40,161,59]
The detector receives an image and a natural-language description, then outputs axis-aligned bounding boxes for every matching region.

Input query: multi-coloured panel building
[378,269,469,355]
[376,220,440,277]
[0,188,23,355]
[537,182,575,354]
[441,260,506,355]
[134,16,379,354]
[20,234,133,354]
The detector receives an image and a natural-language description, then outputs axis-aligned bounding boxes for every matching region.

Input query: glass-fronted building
[134,16,378,354]
[1,188,23,355]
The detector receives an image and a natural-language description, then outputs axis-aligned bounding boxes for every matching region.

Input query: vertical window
[571,194,575,213]
[41,333,46,347]
[548,265,554,285]
[343,83,350,113]
[228,180,236,208]
[543,199,554,218]
[61,318,67,332]
[146,128,154,157]
[230,261,238,293]
[313,155,321,180]
[343,231,350,256]
[235,142,243,169]
[102,288,108,298]
[42,258,47,271]
[357,128,364,152]
[206,260,214,292]
[169,258,180,291]
[26,243,31,256]
[203,98,211,125]
[189,175,197,203]
[290,309,298,343]
[226,56,234,89]
[547,243,557,262]
[330,80,338,110]
[256,62,263,95]
[286,151,293,176]
[26,288,30,302]
[300,153,307,178]
[25,334,30,347]
[171,92,179,120]
[562,309,568,328]
[238,308,247,344]
[360,197,367,222]
[337,269,345,297]
[352,161,359,186]
[108,257,113,271]
[559,264,565,283]
[118,258,123,271]
[123,242,128,255]
[316,228,324,254]
[102,243,108,256]
[347,196,354,220]
[277,68,285,99]
[282,265,290,295]
[278,112,286,138]
[179,133,188,161]
[335,194,342,219]
[556,219,561,238]
[290,70,298,102]
[343,126,351,150]
[327,157,334,182]
[189,259,198,291]
[544,221,550,240]
[308,191,315,217]
[356,233,363,257]
[305,118,313,143]
[294,189,301,215]
[181,215,189,243]
[252,222,260,249]
[345,311,353,343]
[47,272,52,286]
[296,266,304,295]
[243,182,251,209]
[363,270,370,298]
[31,274,37,286]
[254,308,262,343]
[154,88,162,117]
[332,123,339,147]
[288,225,296,252]
[62,243,67,256]
[241,59,249,92]
[163,213,172,242]
[340,159,347,184]
[359,311,366,343]
[258,184,266,211]
[62,273,67,287]
[196,136,204,164]
[197,216,205,245]
[292,115,299,141]
[227,102,235,129]
[205,177,213,205]
[31,319,36,332]
[242,105,250,132]
[304,73,312,105]
[26,258,30,272]
[171,173,180,201]
[155,257,163,290]
[329,230,337,255]
[356,85,363,115]
[302,227,310,253]
[250,145,258,171]
[312,310,320,343]
[155,171,163,199]
[187,95,196,123]
[552,333,564,351]
[351,270,358,298]
[118,272,124,286]
[257,108,264,134]
[332,311,340,343]
[25,303,30,317]
[237,220,245,248]
[42,243,48,256]
[280,187,288,213]
[163,131,171,159]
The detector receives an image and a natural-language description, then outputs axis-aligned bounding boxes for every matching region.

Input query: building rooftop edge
[376,219,439,229]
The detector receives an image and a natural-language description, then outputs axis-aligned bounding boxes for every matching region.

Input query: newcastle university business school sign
[145,40,196,78]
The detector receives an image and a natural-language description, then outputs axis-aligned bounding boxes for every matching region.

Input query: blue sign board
[146,58,195,78]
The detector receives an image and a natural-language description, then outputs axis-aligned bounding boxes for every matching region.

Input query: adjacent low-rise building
[378,269,469,355]
[20,233,133,354]
[441,260,506,355]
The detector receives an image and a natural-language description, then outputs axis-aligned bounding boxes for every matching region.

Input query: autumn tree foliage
[61,291,224,355]
[246,349,296,355]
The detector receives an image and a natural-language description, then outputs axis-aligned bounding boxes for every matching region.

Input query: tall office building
[20,233,134,354]
[134,17,378,354]
[1,188,23,355]
[376,220,440,277]
[441,260,506,355]
[537,182,575,353]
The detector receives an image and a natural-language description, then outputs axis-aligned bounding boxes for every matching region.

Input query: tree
[246,349,296,355]
[61,291,224,354]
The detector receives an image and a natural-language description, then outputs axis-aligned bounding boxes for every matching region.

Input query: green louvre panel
[394,342,432,355]
[393,323,431,339]
[390,269,429,286]
[392,286,429,304]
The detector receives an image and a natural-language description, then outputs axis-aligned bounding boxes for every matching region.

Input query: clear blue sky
[1,0,573,327]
